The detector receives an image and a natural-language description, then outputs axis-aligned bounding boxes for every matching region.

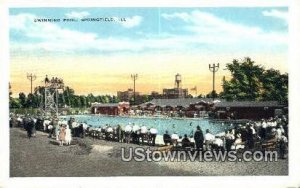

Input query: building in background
[162,73,188,98]
[117,89,140,102]
[91,102,130,115]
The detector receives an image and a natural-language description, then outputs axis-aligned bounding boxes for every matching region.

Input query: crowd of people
[87,123,158,146]
[9,114,159,146]
[164,115,288,159]
[9,113,288,159]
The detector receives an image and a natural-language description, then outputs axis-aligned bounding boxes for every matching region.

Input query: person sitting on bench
[182,134,191,149]
[163,130,172,145]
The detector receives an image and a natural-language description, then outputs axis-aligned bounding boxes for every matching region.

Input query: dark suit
[194,130,204,150]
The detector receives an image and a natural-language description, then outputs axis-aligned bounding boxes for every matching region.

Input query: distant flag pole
[191,86,197,96]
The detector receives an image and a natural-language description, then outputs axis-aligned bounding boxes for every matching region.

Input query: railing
[209,119,250,124]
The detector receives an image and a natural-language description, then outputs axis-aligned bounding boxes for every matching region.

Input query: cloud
[262,9,288,22]
[65,11,90,19]
[10,13,159,54]
[161,10,287,47]
[10,13,156,54]
[162,10,263,36]
[118,16,143,28]
[9,11,287,56]
[161,12,190,22]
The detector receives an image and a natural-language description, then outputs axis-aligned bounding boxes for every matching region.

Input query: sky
[9,7,288,97]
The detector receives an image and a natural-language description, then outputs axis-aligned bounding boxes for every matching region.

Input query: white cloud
[65,11,90,19]
[9,11,287,55]
[161,10,287,47]
[118,16,143,28]
[162,12,190,22]
[262,9,288,22]
[9,14,154,54]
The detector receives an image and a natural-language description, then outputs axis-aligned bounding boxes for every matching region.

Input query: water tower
[175,73,182,89]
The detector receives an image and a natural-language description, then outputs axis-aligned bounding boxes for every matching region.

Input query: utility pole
[27,73,37,95]
[26,73,36,114]
[209,63,219,101]
[131,74,138,105]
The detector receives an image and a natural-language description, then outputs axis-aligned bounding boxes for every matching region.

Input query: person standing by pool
[204,129,215,151]
[276,125,284,141]
[124,123,132,144]
[140,125,148,144]
[246,124,255,149]
[279,132,288,159]
[149,127,158,146]
[163,130,172,145]
[68,117,74,136]
[58,124,66,146]
[225,129,235,151]
[171,132,179,146]
[116,124,123,143]
[194,126,204,151]
[31,117,37,137]
[24,116,34,139]
[65,125,72,146]
[51,115,59,140]
[132,123,140,144]
[261,119,267,140]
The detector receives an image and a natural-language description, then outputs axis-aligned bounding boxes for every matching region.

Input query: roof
[91,102,129,108]
[92,103,119,107]
[214,101,285,108]
[139,98,219,108]
[139,99,286,109]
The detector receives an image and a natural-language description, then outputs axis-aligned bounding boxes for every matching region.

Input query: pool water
[65,115,228,137]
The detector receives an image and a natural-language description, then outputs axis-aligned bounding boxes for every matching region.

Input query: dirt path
[10,128,194,176]
[10,128,288,177]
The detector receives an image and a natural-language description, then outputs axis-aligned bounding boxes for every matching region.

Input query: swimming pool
[65,115,229,137]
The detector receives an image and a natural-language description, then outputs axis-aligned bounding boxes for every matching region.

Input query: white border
[6,0,290,8]
[1,0,300,188]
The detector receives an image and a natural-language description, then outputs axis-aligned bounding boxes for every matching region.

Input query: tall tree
[260,69,288,103]
[19,92,27,108]
[63,86,75,107]
[220,57,288,103]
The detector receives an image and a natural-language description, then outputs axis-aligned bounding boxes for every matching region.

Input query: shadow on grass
[49,140,59,146]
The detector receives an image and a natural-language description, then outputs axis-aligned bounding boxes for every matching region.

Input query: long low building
[91,102,130,115]
[214,101,287,120]
[138,98,217,117]
[138,98,287,120]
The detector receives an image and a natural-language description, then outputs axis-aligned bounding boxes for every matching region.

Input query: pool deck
[10,128,288,177]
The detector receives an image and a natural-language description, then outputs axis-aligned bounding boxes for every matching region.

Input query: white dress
[65,128,72,144]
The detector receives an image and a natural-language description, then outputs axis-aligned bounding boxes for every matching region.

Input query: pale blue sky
[9,7,289,95]
[10,7,288,56]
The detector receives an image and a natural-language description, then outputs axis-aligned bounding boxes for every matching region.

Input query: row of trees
[9,57,288,108]
[9,85,156,109]
[10,86,123,109]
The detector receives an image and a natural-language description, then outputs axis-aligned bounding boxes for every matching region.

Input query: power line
[131,74,138,105]
[26,73,37,95]
[209,63,219,101]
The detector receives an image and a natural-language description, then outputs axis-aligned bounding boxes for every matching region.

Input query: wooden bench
[261,138,277,151]
[156,145,174,152]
